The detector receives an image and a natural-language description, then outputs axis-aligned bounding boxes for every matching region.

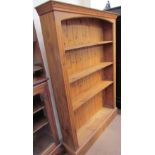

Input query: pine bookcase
[36,1,118,154]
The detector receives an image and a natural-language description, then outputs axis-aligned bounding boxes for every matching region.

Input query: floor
[86,113,121,155]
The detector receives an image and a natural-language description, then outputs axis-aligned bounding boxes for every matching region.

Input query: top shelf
[65,41,112,51]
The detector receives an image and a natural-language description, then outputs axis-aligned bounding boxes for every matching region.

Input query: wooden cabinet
[36,1,118,154]
[33,82,60,155]
[33,24,61,155]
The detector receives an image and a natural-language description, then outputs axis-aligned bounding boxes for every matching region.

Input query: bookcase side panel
[54,11,80,149]
[39,12,78,150]
[112,21,116,108]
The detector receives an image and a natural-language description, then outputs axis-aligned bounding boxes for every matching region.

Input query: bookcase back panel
[62,16,114,142]
[103,84,114,108]
[104,66,113,81]
[65,46,104,75]
[62,18,112,48]
[104,44,113,62]
[74,92,104,130]
[74,84,114,130]
[103,22,113,41]
[70,70,103,98]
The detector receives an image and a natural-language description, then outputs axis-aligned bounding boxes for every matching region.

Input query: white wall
[33,0,90,7]
[91,0,121,10]
[80,0,90,7]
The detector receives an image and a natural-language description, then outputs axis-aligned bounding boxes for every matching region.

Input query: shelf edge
[69,62,113,83]
[65,41,112,51]
[73,81,113,111]
[33,118,48,134]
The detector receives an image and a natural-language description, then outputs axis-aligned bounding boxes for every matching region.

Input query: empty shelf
[69,62,113,83]
[33,117,48,134]
[33,65,43,73]
[72,81,113,111]
[33,103,44,114]
[65,41,112,51]
[77,107,116,146]
[33,76,48,86]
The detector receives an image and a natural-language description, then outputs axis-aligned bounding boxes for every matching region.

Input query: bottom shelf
[77,107,115,146]
[33,125,54,155]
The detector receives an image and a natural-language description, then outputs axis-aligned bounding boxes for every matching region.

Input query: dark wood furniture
[36,1,118,154]
[33,24,61,155]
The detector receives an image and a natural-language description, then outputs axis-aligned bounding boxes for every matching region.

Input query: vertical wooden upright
[36,1,118,154]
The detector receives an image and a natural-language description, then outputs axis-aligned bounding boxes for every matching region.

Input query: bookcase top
[36,0,118,19]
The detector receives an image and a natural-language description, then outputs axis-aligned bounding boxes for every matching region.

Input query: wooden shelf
[65,41,112,51]
[33,65,43,73]
[72,81,113,111]
[33,117,48,134]
[33,76,48,86]
[77,107,115,146]
[33,102,44,114]
[69,62,113,83]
